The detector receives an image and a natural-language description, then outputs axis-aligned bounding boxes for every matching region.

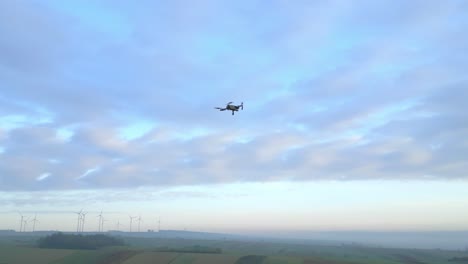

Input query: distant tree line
[37,232,125,250]
[448,256,468,262]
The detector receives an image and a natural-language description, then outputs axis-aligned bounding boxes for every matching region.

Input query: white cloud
[36,173,51,181]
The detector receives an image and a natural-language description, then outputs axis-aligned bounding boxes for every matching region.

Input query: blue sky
[1,0,468,235]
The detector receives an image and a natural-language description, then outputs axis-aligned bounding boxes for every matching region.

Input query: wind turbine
[22,216,29,232]
[97,210,103,232]
[129,215,137,232]
[74,209,83,233]
[18,212,24,232]
[137,215,143,232]
[81,211,88,232]
[31,214,39,232]
[116,220,126,232]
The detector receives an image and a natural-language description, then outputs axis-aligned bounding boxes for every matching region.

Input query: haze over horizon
[1,0,467,243]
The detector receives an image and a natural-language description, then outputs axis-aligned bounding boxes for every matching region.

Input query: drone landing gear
[232,111,235,115]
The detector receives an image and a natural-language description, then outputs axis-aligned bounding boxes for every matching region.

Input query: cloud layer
[1,0,467,191]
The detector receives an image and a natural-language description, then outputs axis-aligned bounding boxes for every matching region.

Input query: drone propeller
[226,102,233,105]
[240,102,243,110]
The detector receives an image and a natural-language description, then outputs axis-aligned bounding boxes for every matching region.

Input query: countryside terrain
[1,232,467,264]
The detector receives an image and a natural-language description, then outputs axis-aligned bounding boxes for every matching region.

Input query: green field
[0,245,75,264]
[1,235,467,264]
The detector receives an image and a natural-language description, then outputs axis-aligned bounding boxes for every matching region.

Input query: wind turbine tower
[129,215,137,232]
[137,215,143,232]
[31,214,39,232]
[18,212,24,232]
[81,211,88,232]
[74,209,83,233]
[23,217,29,232]
[97,211,103,232]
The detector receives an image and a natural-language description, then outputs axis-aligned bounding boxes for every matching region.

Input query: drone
[215,102,244,115]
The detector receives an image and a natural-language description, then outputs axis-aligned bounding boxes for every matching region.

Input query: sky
[1,0,468,237]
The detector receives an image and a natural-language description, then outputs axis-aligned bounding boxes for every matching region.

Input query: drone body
[215,102,243,115]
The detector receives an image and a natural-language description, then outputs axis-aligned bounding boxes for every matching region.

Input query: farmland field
[51,247,138,264]
[172,253,239,264]
[1,234,468,264]
[122,252,240,264]
[122,252,179,264]
[0,245,75,264]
